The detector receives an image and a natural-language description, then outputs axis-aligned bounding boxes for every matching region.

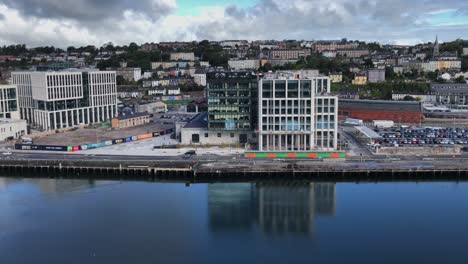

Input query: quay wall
[1,159,468,182]
[376,146,461,155]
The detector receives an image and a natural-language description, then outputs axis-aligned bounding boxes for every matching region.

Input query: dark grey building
[207,72,258,131]
[431,83,468,105]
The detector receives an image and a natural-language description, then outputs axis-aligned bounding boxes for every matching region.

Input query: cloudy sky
[0,0,467,47]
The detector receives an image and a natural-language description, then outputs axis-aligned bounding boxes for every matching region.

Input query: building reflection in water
[208,181,336,236]
[0,177,105,196]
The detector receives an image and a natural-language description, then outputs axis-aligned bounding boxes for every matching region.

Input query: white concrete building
[12,71,118,131]
[167,87,181,95]
[421,60,462,72]
[220,40,248,48]
[115,68,141,82]
[148,88,166,96]
[392,93,436,103]
[258,76,338,151]
[193,73,207,86]
[0,85,20,119]
[0,85,27,141]
[464,48,468,56]
[0,119,27,141]
[228,59,260,70]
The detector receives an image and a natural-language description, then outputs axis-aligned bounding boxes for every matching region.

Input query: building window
[230,133,235,138]
[217,133,221,138]
[204,133,209,138]
[192,134,200,143]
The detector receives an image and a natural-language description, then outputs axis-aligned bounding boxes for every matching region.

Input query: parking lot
[373,126,468,147]
[152,112,198,125]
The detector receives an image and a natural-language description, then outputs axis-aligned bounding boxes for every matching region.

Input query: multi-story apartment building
[170,52,195,61]
[110,67,141,82]
[431,83,468,105]
[228,59,260,70]
[11,71,117,130]
[220,40,249,48]
[329,73,343,83]
[367,69,386,83]
[193,73,207,86]
[421,60,462,72]
[158,42,191,49]
[268,49,311,60]
[258,76,338,151]
[352,74,367,85]
[313,43,353,53]
[336,49,369,58]
[151,61,199,70]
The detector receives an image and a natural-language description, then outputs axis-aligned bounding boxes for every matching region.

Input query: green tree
[455,76,466,83]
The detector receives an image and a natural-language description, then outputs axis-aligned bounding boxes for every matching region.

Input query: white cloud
[0,0,467,47]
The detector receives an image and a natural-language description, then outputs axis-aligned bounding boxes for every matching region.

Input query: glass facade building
[207,72,258,131]
[258,76,338,151]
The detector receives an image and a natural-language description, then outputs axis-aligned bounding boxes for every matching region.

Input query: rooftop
[114,113,151,120]
[184,112,208,129]
[431,83,468,93]
[0,118,26,124]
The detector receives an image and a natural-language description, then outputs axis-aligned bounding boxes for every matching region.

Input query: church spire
[433,35,440,57]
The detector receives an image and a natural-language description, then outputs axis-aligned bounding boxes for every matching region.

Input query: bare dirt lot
[33,123,174,146]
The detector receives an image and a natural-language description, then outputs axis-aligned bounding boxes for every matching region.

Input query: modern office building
[207,72,258,132]
[180,72,258,146]
[12,71,118,130]
[258,75,338,151]
[0,85,20,119]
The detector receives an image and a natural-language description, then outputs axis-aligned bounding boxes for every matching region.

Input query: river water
[1,178,468,264]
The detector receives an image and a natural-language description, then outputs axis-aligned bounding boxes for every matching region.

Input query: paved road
[0,151,238,163]
[339,126,373,156]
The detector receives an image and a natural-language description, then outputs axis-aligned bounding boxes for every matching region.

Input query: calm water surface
[1,178,468,264]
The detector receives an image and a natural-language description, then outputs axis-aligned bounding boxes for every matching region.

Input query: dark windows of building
[192,134,200,143]
[205,133,209,138]
[262,80,272,98]
[275,80,286,98]
[240,134,248,143]
[8,100,17,111]
[301,80,311,97]
[288,80,299,98]
[7,88,16,99]
[217,133,222,138]
[230,133,235,138]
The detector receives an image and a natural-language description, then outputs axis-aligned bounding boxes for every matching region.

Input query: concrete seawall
[1,159,468,183]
